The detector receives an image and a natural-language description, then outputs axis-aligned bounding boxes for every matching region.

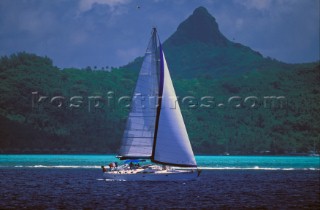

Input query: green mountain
[127,7,289,79]
[0,7,319,154]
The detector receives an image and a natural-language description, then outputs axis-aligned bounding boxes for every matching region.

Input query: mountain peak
[192,6,210,16]
[165,6,229,46]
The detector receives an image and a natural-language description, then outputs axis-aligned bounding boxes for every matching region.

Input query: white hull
[103,170,200,181]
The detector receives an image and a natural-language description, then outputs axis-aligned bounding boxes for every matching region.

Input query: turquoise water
[0,155,319,170]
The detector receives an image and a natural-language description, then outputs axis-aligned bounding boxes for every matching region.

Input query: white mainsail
[118,28,197,167]
[118,30,158,159]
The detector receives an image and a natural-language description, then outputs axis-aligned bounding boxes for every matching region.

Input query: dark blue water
[0,168,319,209]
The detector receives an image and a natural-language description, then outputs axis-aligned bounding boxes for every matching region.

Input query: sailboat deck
[106,165,196,175]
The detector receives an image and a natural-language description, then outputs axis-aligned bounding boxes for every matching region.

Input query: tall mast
[151,28,164,161]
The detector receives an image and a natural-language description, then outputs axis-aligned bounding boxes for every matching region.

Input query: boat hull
[103,170,200,181]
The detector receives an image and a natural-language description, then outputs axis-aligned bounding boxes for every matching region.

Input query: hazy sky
[0,0,319,68]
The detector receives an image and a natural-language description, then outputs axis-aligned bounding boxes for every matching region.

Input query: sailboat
[309,139,319,156]
[102,28,201,181]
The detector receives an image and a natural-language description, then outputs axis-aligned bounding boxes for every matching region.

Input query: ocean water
[0,155,319,209]
[1,155,319,170]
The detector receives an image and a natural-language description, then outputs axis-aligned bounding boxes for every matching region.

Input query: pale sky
[0,0,319,68]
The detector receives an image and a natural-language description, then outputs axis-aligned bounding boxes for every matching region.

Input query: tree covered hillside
[0,52,319,154]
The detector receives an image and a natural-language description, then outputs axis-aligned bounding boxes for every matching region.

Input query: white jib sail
[153,52,197,167]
